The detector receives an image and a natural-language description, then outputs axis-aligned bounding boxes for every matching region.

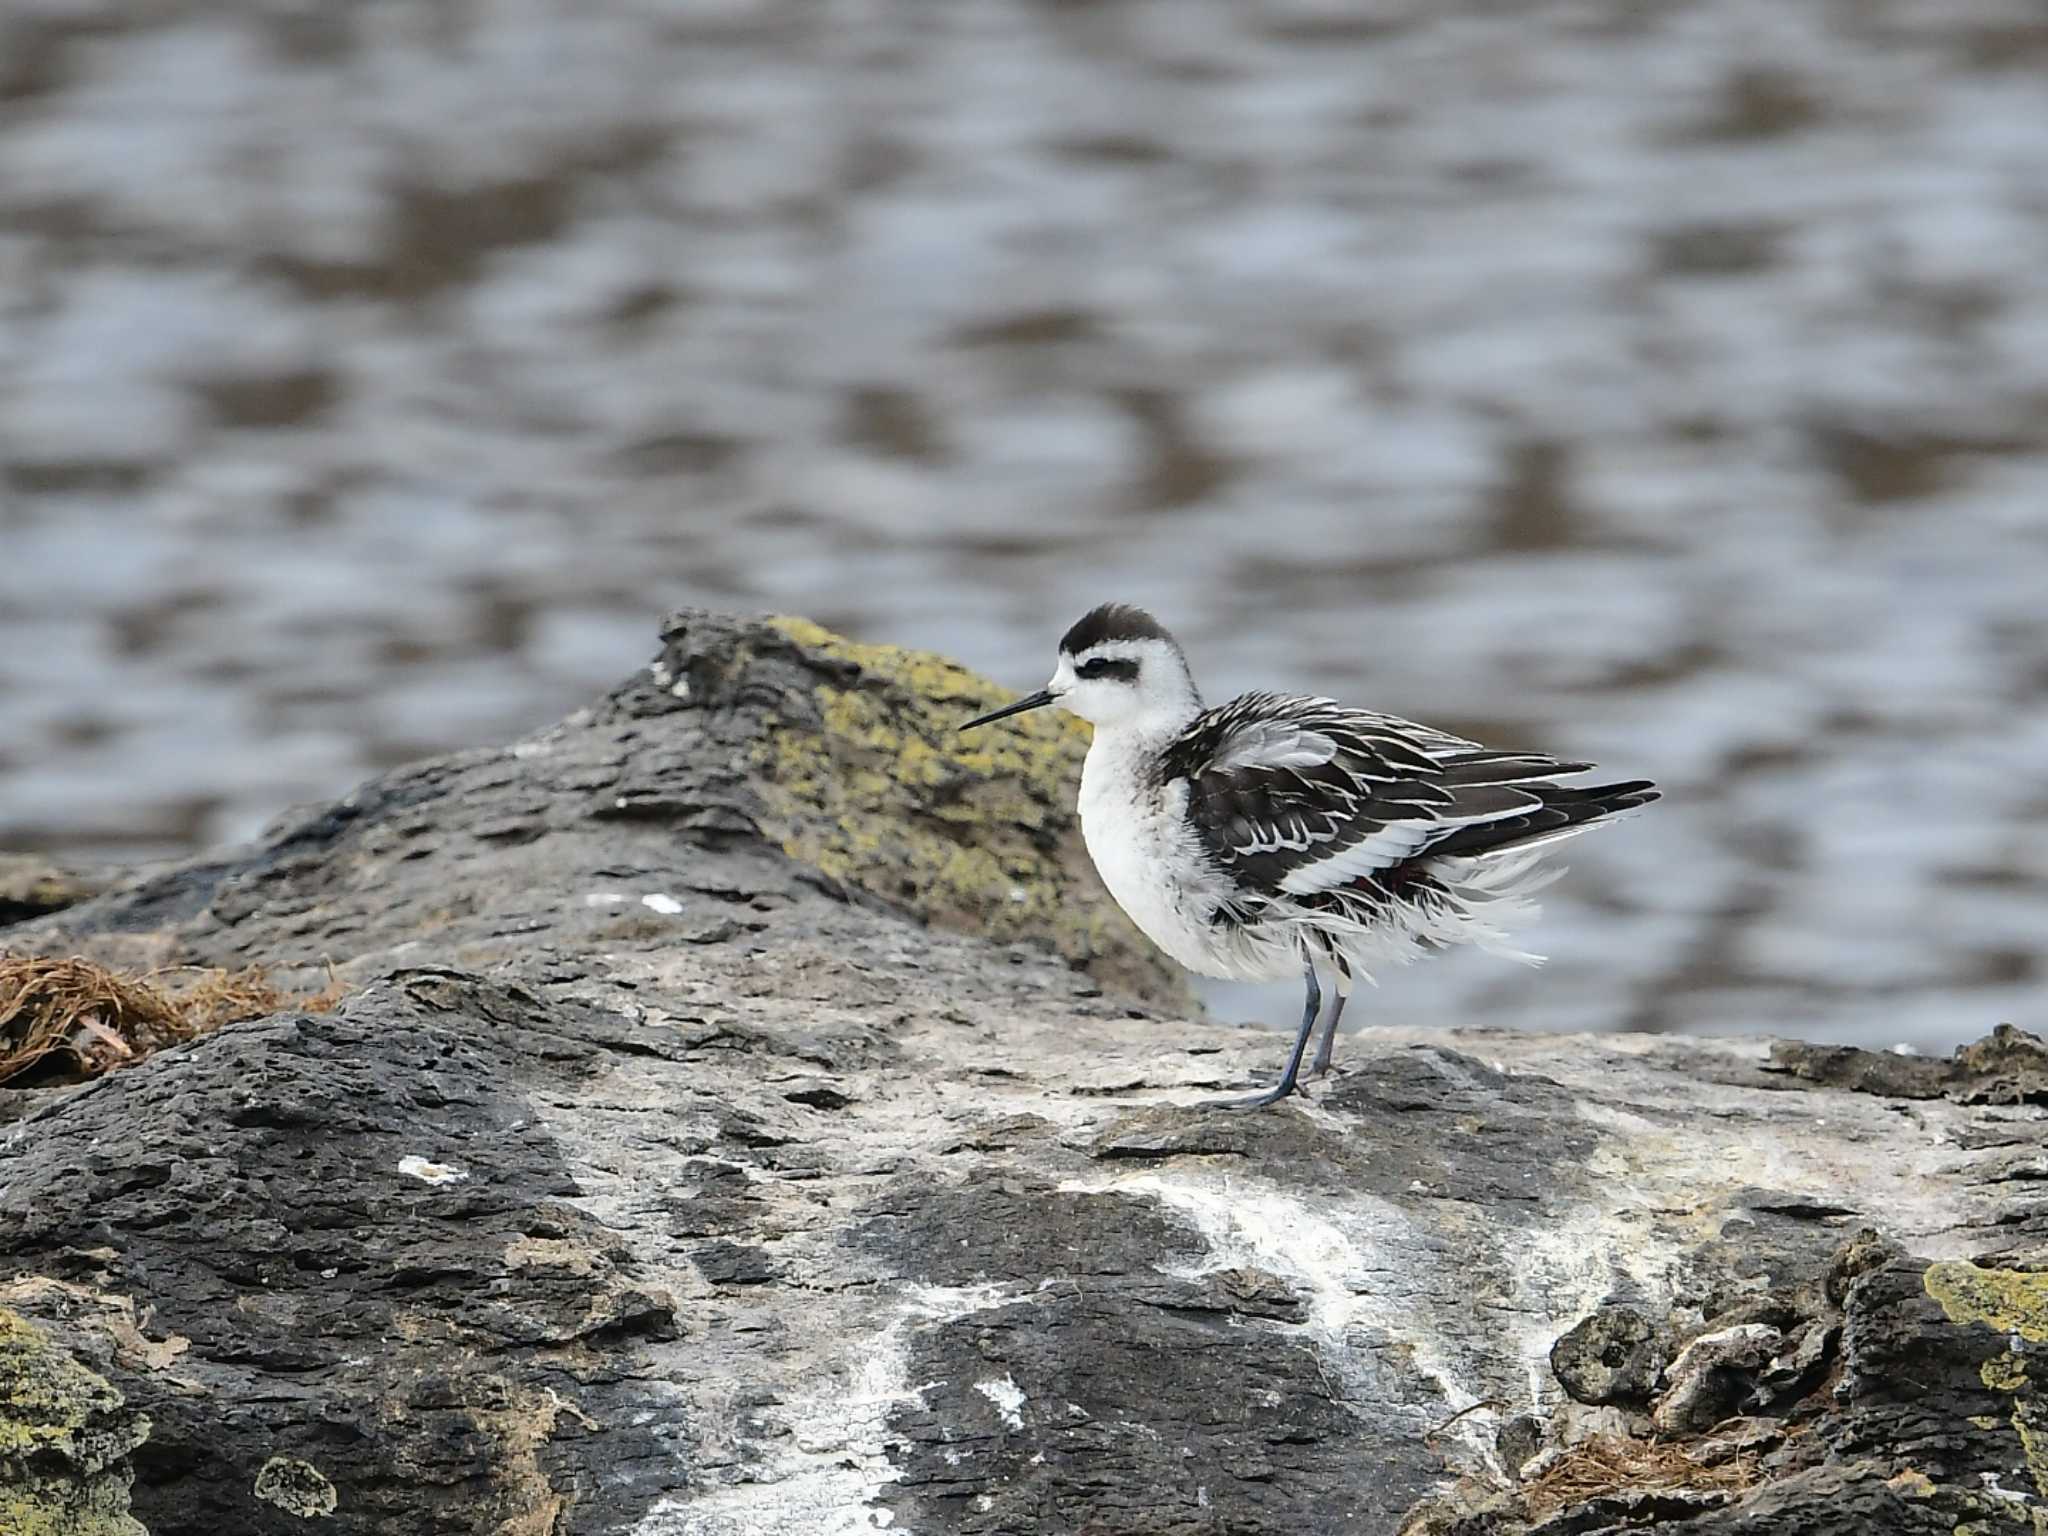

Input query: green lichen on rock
[1926,1263,2048,1345]
[1953,1512,2048,1536]
[0,1309,149,1536]
[753,615,1188,1003]
[1925,1261,2048,1504]
[254,1455,339,1518]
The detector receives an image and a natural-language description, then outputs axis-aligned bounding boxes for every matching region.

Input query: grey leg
[1205,957,1321,1110]
[1309,984,1349,1079]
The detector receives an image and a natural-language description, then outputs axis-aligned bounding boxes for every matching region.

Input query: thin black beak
[958,689,1057,733]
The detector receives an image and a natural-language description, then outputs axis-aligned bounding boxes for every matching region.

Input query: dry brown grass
[1521,1432,1762,1520]
[0,954,345,1085]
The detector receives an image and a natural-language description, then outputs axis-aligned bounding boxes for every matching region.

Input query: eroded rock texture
[3,611,2044,1535]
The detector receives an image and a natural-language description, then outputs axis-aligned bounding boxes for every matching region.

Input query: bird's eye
[1076,657,1111,679]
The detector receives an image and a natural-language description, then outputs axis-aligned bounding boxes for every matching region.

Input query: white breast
[1077,737,1288,982]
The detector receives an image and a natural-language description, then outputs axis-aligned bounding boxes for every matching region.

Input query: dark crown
[1060,603,1175,656]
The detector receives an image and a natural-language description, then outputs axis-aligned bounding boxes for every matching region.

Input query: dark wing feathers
[1163,693,1656,901]
[1423,779,1659,860]
[1437,752,1596,785]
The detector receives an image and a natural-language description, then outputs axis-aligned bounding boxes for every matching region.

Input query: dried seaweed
[1520,1431,1761,1520]
[0,954,344,1085]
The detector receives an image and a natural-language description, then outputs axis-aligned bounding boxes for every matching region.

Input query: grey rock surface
[3,610,2045,1535]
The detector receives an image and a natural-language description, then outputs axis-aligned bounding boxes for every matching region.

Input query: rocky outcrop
[3,610,2044,1535]
[0,856,115,930]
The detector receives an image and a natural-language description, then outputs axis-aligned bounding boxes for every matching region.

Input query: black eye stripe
[1076,657,1139,682]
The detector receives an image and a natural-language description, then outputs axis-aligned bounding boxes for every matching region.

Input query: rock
[1496,1414,1546,1478]
[1654,1460,2026,1536]
[0,855,117,929]
[1950,1024,2048,1106]
[1752,1319,1836,1409]
[1683,1415,1782,1466]
[1825,1257,2047,1497]
[1652,1323,1783,1433]
[0,1307,149,1536]
[4,987,684,1535]
[254,1456,339,1518]
[1550,1306,1668,1406]
[1,609,2045,1534]
[1401,1483,1524,1536]
[1826,1227,1908,1307]
[1526,1486,1733,1535]
[1768,1024,2048,1107]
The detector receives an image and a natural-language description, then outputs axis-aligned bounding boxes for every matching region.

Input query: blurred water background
[3,0,2046,1049]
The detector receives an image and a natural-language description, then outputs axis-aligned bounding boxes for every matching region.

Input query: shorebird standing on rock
[960,603,1658,1109]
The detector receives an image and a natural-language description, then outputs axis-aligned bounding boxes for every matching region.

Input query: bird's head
[959,603,1200,736]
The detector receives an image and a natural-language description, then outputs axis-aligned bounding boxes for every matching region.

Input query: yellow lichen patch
[1927,1263,2048,1344]
[1953,1522,2048,1536]
[1925,1261,2048,1501]
[0,1310,124,1460]
[0,1486,146,1536]
[752,616,1188,1002]
[0,1309,149,1536]
[254,1456,339,1518]
[1985,1354,2031,1392]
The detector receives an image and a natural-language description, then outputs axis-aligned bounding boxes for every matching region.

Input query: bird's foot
[1198,1078,1309,1111]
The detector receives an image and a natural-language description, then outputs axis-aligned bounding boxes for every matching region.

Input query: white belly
[1077,742,1292,982]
